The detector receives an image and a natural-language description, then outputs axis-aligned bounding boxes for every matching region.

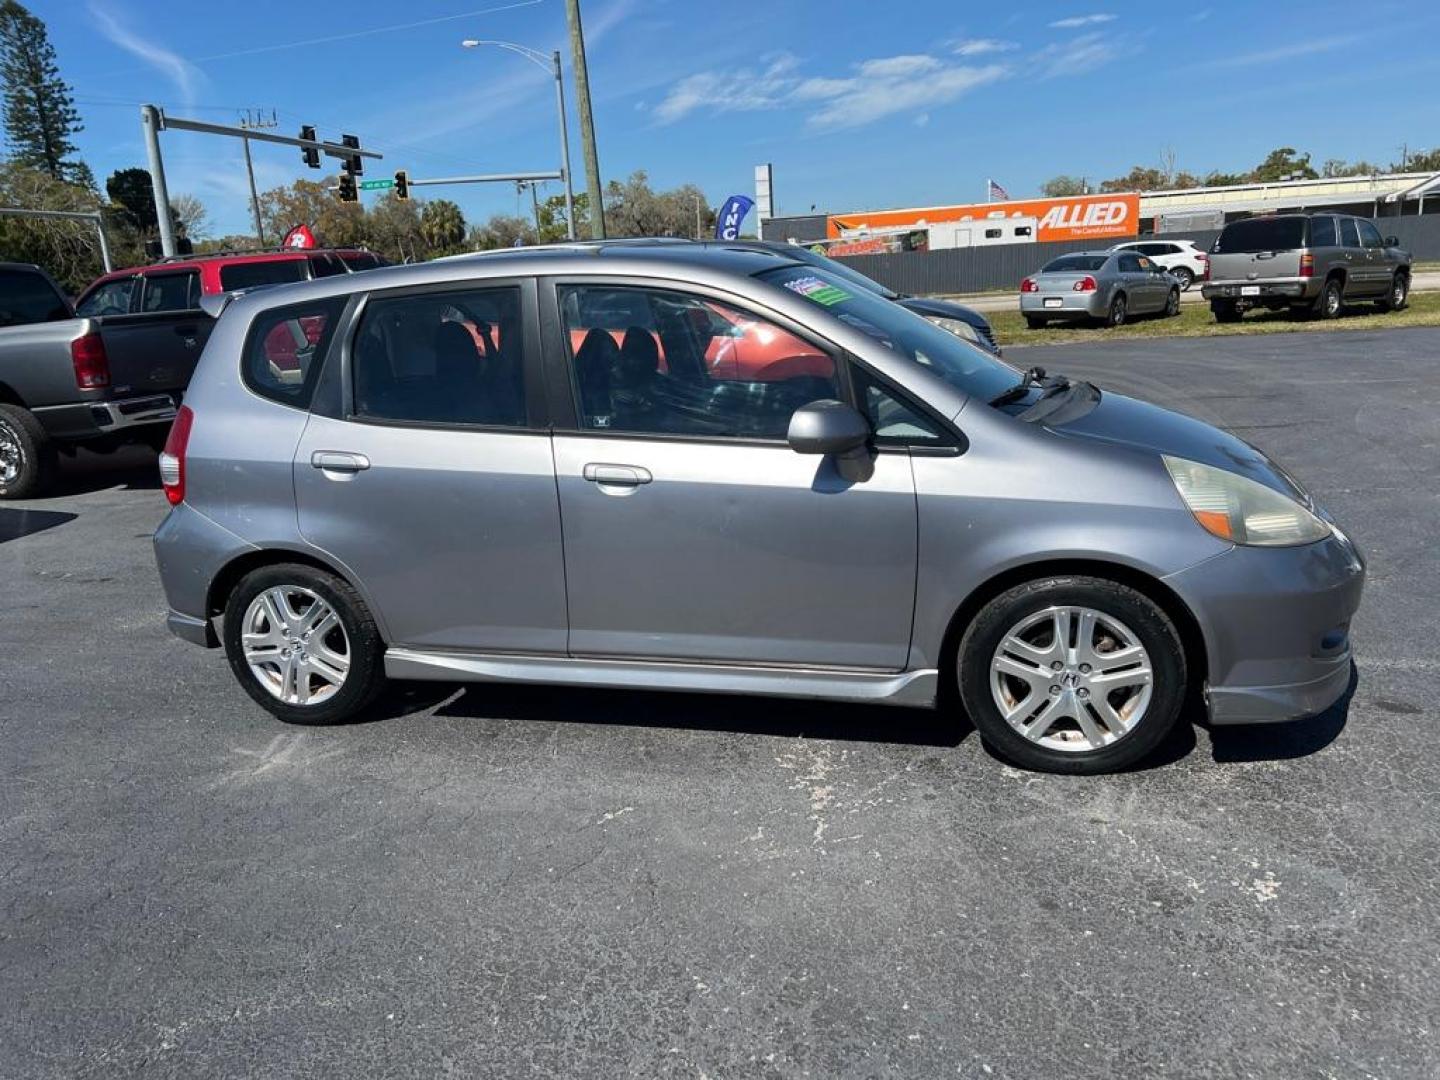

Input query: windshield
[780,245,898,299]
[1213,217,1306,253]
[758,265,1016,403]
[1042,254,1108,273]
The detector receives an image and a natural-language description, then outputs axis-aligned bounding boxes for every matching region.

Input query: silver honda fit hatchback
[153,244,1363,774]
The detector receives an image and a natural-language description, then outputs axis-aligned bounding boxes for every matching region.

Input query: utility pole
[238,109,276,246]
[564,0,605,239]
[140,105,176,257]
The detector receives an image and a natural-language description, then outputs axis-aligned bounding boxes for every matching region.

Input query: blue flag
[715,195,755,240]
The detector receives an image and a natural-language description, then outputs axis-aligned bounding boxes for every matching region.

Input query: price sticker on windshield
[783,275,850,306]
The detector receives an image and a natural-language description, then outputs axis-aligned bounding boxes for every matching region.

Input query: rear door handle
[311,451,370,473]
[583,463,652,485]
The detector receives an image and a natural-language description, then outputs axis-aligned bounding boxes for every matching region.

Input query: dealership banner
[827,193,1140,244]
[715,195,755,240]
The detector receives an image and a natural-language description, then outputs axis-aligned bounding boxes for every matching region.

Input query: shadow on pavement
[1207,663,1356,763]
[409,681,970,748]
[48,447,162,499]
[0,507,77,543]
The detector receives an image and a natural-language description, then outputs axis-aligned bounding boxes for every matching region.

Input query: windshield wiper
[989,365,1070,407]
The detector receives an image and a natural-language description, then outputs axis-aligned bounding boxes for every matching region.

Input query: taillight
[1073,276,1098,292]
[159,405,193,506]
[1299,253,1314,278]
[1020,277,1039,293]
[1196,252,1209,263]
[71,332,110,389]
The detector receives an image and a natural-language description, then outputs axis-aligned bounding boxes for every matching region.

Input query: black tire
[0,403,59,500]
[222,562,386,725]
[1025,316,1047,330]
[1172,266,1194,291]
[1313,276,1344,320]
[1106,292,1128,327]
[1378,272,1409,313]
[1164,287,1181,318]
[1211,300,1242,324]
[957,575,1188,774]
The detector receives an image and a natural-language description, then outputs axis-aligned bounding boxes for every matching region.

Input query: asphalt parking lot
[3,327,1438,1079]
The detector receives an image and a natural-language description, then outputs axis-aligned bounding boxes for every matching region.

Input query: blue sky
[31,0,1440,237]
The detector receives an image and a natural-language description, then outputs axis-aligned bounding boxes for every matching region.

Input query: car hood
[895,295,988,328]
[1042,389,1310,504]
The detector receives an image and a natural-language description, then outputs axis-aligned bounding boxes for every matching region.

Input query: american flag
[987,178,1011,201]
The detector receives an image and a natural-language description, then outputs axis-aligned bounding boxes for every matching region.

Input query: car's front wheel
[957,576,1188,774]
[223,562,386,725]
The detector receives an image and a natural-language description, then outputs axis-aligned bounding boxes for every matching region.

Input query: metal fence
[832,215,1440,296]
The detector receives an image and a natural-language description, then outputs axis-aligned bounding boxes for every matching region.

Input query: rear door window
[1214,218,1306,253]
[1118,253,1143,273]
[140,271,199,312]
[1308,216,1338,247]
[0,268,71,326]
[220,259,308,291]
[243,297,347,409]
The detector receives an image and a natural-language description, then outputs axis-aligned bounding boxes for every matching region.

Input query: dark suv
[1202,213,1411,323]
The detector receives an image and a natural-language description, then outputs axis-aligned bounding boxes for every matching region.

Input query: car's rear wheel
[1025,316,1047,330]
[0,403,58,501]
[1378,272,1408,313]
[1313,276,1344,320]
[1164,287,1181,317]
[1106,293,1127,327]
[223,563,386,725]
[1211,300,1242,324]
[1172,266,1194,291]
[957,576,1187,774]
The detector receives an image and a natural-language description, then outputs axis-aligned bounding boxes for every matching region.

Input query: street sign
[359,178,394,191]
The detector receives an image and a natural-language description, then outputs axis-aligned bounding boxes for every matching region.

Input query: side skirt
[384,648,939,708]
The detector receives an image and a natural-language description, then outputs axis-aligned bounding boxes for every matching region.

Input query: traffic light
[299,125,320,169]
[337,173,358,203]
[341,133,363,176]
[394,169,410,201]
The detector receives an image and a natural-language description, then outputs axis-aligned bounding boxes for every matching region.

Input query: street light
[461,38,577,240]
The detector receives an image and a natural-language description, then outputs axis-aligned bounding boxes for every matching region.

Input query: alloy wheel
[240,585,351,706]
[0,420,21,485]
[989,605,1154,752]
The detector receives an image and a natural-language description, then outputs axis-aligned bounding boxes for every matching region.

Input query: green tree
[536,191,589,243]
[105,167,158,232]
[0,161,107,288]
[1321,158,1380,178]
[1402,147,1439,172]
[1251,147,1317,183]
[257,177,367,250]
[1099,165,1169,193]
[604,171,712,238]
[0,1,90,187]
[368,193,424,263]
[468,214,534,250]
[419,199,466,255]
[1040,175,1087,197]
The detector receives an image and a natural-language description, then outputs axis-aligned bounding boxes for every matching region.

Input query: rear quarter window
[0,268,71,326]
[242,297,347,410]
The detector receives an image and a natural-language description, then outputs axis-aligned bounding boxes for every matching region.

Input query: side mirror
[1385,236,1400,248]
[788,399,870,455]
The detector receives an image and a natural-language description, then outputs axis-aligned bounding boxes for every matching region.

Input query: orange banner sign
[828,193,1140,244]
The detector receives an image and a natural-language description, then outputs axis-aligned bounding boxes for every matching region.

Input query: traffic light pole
[407,170,562,188]
[140,105,177,258]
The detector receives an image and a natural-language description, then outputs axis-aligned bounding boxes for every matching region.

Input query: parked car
[0,261,215,499]
[153,246,1363,774]
[1021,250,1181,329]
[1109,239,1209,290]
[1201,214,1412,323]
[74,247,388,319]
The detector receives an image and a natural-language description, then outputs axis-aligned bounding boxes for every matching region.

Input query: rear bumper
[1020,293,1105,319]
[1163,529,1366,727]
[32,394,178,441]
[1202,280,1314,303]
[167,609,218,647]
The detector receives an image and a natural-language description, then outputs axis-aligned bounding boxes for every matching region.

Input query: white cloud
[952,38,1018,56]
[1204,35,1357,68]
[654,53,800,123]
[655,52,1008,131]
[1033,31,1124,78]
[1049,13,1117,28]
[89,2,201,104]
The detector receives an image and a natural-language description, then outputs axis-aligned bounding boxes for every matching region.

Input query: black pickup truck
[0,262,213,499]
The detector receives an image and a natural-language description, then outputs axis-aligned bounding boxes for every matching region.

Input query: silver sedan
[1021,250,1181,328]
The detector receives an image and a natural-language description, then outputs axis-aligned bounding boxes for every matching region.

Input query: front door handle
[311,451,370,473]
[582,463,652,486]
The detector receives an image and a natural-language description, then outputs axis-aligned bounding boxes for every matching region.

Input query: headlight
[925,315,982,344]
[1162,455,1331,546]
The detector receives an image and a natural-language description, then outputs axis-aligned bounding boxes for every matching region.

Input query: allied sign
[828,192,1141,244]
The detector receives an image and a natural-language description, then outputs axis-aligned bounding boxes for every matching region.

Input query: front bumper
[33,394,178,441]
[1163,529,1365,726]
[1202,279,1314,303]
